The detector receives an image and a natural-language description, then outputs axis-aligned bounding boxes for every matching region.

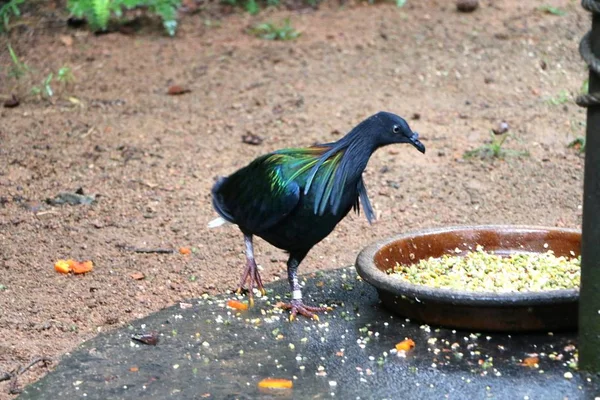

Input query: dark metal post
[578,5,600,372]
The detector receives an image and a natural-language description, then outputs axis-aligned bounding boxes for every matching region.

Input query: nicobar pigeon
[209,112,425,320]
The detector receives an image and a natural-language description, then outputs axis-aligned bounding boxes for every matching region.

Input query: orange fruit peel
[54,260,71,274]
[258,378,293,389]
[54,259,94,274]
[395,338,416,352]
[227,299,249,311]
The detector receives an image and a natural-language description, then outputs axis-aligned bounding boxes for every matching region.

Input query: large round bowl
[355,225,581,332]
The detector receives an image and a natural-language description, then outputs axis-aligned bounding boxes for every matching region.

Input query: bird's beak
[409,132,426,154]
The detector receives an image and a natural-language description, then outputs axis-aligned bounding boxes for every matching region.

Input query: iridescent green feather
[266,145,347,216]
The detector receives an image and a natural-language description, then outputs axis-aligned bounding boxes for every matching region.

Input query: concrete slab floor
[18,267,600,400]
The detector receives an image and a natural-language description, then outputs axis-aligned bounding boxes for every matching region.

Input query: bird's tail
[207,216,231,228]
[210,176,236,228]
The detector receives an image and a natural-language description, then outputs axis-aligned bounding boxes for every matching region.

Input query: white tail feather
[207,217,231,228]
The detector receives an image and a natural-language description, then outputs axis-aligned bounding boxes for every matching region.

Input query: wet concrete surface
[18,267,600,399]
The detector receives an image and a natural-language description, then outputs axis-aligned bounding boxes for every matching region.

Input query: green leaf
[66,0,181,36]
[44,73,54,97]
[0,0,25,33]
[568,137,586,153]
[581,79,589,95]
[93,0,111,30]
[250,18,300,41]
[7,43,28,78]
[163,19,177,36]
[245,0,259,15]
[538,5,566,16]
[396,0,406,7]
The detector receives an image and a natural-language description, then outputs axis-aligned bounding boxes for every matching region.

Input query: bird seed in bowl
[388,245,580,292]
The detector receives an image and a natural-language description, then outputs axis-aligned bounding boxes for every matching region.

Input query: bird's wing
[212,154,301,233]
[275,145,348,216]
[280,145,351,217]
[353,177,376,224]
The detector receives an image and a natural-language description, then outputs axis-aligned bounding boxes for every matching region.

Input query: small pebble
[564,372,574,379]
[456,0,478,12]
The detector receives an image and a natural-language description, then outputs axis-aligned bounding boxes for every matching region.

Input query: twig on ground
[116,244,175,254]
[4,356,52,394]
[0,372,11,383]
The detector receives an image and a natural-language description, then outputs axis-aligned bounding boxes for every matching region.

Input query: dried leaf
[227,299,249,311]
[181,0,199,13]
[132,331,159,346]
[258,378,293,389]
[60,35,74,46]
[3,94,20,108]
[395,338,416,352]
[130,272,146,280]
[242,132,263,145]
[167,85,191,95]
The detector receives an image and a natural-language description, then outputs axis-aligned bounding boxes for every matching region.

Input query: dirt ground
[0,0,590,396]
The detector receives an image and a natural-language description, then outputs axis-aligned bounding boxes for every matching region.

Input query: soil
[0,0,590,396]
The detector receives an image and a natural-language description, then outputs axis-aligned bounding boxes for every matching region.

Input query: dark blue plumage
[210,111,425,319]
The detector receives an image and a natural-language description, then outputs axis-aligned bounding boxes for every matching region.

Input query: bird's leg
[236,234,266,306]
[279,253,329,321]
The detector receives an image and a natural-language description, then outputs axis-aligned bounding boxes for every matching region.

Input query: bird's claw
[236,261,266,307]
[279,299,329,321]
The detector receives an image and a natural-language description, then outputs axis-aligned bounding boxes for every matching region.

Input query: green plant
[580,78,589,95]
[245,0,259,14]
[249,18,300,41]
[203,18,221,28]
[8,43,28,79]
[32,66,75,98]
[463,131,529,160]
[538,5,566,16]
[568,137,586,153]
[546,89,570,105]
[0,0,24,33]
[57,66,75,84]
[6,44,77,101]
[223,0,317,14]
[66,0,181,36]
[43,73,54,97]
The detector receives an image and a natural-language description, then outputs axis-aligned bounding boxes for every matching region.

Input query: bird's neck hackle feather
[305,118,378,191]
[297,117,379,216]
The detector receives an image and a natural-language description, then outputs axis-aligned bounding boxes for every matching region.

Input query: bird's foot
[278,299,331,321]
[236,260,266,306]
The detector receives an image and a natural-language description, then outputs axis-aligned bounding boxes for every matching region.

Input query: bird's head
[366,111,425,154]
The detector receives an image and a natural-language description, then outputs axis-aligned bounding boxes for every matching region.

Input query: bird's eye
[393,125,400,134]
